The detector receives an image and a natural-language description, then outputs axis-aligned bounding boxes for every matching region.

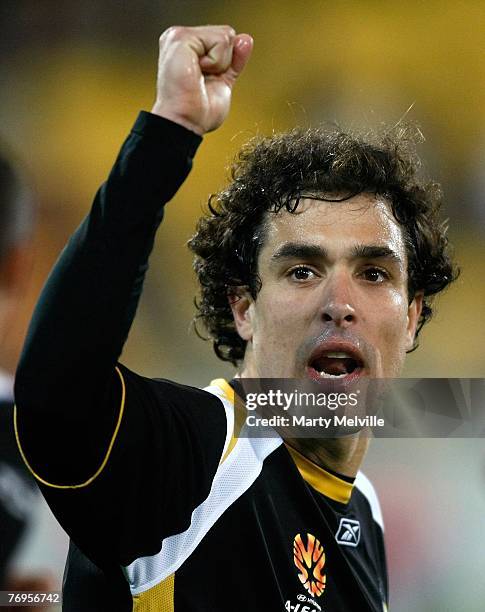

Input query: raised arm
[14,26,253,485]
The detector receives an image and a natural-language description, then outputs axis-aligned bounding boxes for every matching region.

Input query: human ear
[405,292,423,350]
[228,289,254,341]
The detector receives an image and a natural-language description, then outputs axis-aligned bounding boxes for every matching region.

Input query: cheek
[251,289,307,355]
[373,291,410,367]
[253,294,291,341]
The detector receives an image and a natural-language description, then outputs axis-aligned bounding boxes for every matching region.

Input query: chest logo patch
[335,517,361,547]
[293,533,327,597]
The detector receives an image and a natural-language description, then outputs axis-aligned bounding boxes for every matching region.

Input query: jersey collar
[285,443,354,504]
[210,378,355,504]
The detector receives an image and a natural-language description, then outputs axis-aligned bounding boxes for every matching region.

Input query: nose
[320,270,356,327]
[322,303,355,325]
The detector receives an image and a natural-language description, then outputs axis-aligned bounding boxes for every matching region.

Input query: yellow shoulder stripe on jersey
[285,443,354,504]
[210,378,247,464]
[132,573,175,612]
[13,366,126,489]
[210,378,235,406]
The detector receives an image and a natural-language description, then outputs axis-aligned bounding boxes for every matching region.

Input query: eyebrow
[270,242,403,265]
[270,243,328,261]
[350,244,402,263]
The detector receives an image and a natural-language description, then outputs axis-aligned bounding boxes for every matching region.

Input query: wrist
[150,103,204,136]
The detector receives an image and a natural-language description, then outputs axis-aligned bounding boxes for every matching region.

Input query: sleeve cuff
[131,111,203,158]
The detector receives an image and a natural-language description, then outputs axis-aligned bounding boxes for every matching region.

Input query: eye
[288,266,318,281]
[360,267,389,283]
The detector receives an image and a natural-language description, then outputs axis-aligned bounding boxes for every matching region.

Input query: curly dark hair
[188,123,458,366]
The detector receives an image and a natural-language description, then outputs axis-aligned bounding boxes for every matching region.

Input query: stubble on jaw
[285,434,370,479]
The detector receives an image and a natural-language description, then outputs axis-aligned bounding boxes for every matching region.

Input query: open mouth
[307,346,365,381]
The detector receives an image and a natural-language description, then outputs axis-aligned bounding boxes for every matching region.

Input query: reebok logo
[335,518,361,547]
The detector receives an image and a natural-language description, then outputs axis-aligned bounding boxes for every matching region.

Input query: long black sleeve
[13,112,227,573]
[14,111,203,484]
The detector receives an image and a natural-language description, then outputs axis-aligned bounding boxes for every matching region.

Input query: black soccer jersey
[14,112,389,611]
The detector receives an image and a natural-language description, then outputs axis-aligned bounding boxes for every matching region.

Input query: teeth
[324,352,351,358]
[319,371,347,378]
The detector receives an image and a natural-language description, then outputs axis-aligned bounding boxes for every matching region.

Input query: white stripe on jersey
[122,387,282,595]
[354,471,385,532]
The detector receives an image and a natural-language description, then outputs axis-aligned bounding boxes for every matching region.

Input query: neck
[237,357,370,478]
[283,433,369,479]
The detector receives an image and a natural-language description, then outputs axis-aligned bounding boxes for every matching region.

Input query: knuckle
[223,25,236,37]
[218,30,233,47]
[220,26,235,45]
[160,25,185,43]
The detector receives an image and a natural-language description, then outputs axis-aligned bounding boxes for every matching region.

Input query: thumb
[226,33,253,85]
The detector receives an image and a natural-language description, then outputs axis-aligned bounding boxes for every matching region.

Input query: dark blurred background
[1,1,484,610]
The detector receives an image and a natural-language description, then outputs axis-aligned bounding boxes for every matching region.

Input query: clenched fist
[151,25,253,135]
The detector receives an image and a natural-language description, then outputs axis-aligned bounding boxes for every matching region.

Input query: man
[14,25,456,611]
[0,146,53,608]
